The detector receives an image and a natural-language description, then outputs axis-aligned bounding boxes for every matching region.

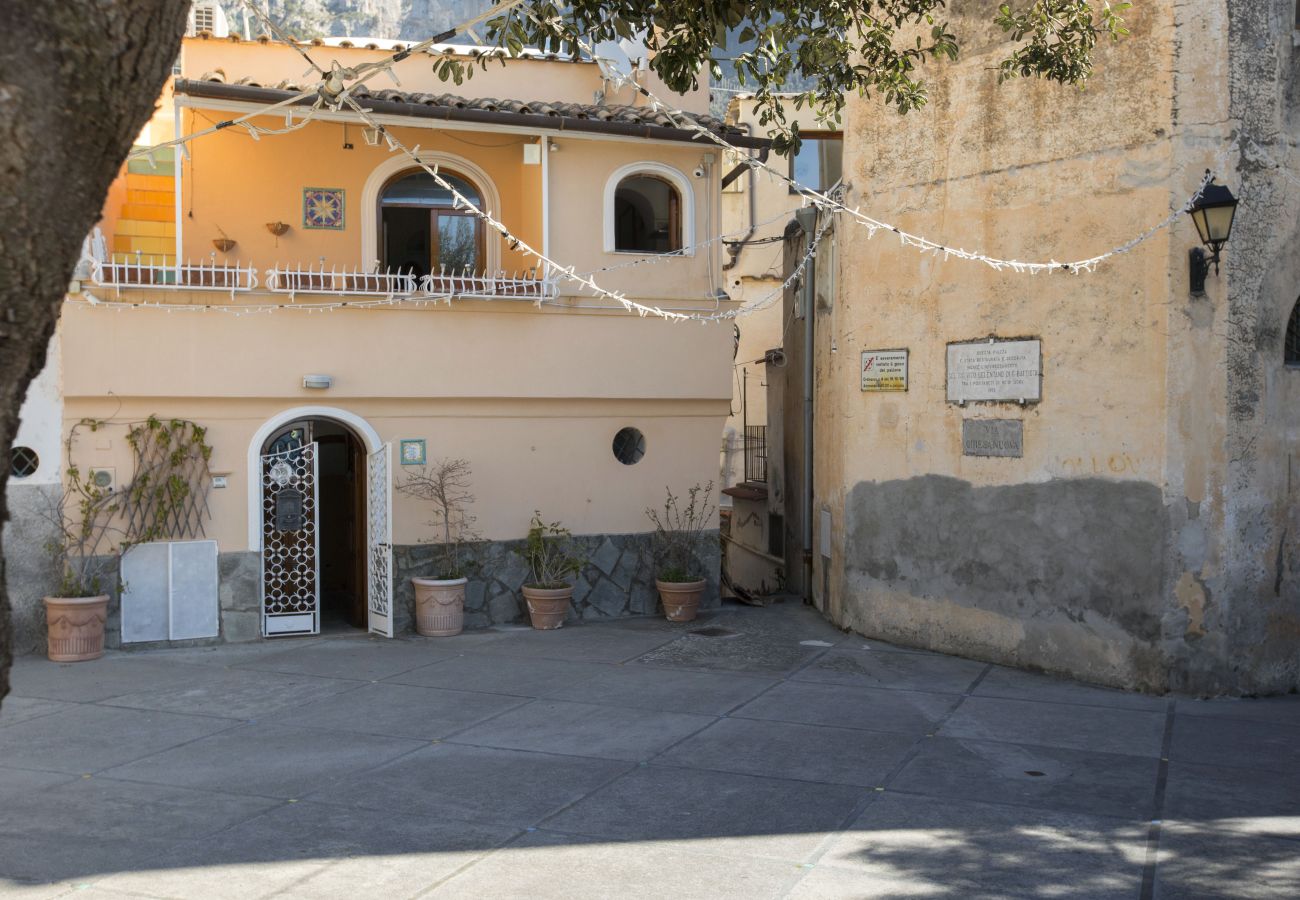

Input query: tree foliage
[465,1,1131,151]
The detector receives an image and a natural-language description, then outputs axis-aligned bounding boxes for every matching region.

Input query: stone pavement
[1,600,1297,899]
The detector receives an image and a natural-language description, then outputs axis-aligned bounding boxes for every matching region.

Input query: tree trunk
[0,2,189,705]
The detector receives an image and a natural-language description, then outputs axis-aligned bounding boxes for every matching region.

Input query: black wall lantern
[1187,174,1239,294]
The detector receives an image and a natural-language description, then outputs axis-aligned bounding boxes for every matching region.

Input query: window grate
[744,425,767,483]
[613,427,646,465]
[10,446,39,478]
[1287,300,1300,366]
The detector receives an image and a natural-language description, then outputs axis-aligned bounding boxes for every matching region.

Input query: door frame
[247,407,383,552]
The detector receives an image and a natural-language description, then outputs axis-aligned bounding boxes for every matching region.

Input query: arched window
[613,174,682,253]
[1287,298,1300,366]
[380,170,484,277]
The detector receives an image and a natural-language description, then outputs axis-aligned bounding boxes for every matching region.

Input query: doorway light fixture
[302,374,333,389]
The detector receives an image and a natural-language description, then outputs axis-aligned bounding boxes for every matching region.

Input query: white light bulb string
[100,5,1300,322]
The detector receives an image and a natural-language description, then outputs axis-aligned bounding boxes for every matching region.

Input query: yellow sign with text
[861,349,909,392]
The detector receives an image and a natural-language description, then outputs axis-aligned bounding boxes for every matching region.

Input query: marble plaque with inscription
[962,419,1023,458]
[947,339,1042,403]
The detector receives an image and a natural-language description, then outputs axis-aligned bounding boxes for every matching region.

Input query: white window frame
[603,161,695,256]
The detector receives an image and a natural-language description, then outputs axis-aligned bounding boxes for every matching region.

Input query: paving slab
[793,648,988,694]
[472,624,681,663]
[974,665,1168,711]
[1163,760,1300,837]
[889,736,1159,820]
[385,653,610,697]
[656,716,916,787]
[809,793,1146,899]
[100,722,425,798]
[0,704,237,774]
[448,699,712,761]
[271,682,529,740]
[1176,695,1300,726]
[1168,713,1300,774]
[7,654,213,703]
[317,743,633,828]
[98,667,361,720]
[101,799,517,900]
[1155,821,1300,899]
[0,833,177,886]
[0,777,279,842]
[540,665,775,716]
[0,765,80,798]
[233,638,454,681]
[432,830,797,899]
[635,632,824,676]
[0,697,76,728]
[543,764,866,861]
[940,696,1167,758]
[730,680,958,735]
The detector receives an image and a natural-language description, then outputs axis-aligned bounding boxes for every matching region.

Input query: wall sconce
[302,374,333,389]
[362,126,381,147]
[1187,175,1239,295]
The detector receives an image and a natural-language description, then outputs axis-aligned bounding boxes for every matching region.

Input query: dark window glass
[10,446,38,478]
[1287,299,1300,366]
[789,135,843,193]
[614,175,681,253]
[612,427,646,465]
[381,170,484,277]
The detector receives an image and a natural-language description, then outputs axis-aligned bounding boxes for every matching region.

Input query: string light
[98,5,1294,324]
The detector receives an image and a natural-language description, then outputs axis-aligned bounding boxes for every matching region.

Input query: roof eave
[172,79,772,150]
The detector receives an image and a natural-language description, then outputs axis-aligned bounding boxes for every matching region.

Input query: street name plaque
[962,419,1024,458]
[947,339,1041,403]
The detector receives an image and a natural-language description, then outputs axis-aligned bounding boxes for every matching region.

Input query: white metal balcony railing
[83,229,258,297]
[265,264,560,302]
[81,231,561,304]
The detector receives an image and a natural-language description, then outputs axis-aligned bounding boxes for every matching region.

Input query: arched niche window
[613,174,681,253]
[380,170,484,277]
[1286,298,1300,367]
[603,163,694,255]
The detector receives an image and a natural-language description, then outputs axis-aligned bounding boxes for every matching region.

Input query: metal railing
[744,425,768,484]
[265,264,559,302]
[94,255,259,294]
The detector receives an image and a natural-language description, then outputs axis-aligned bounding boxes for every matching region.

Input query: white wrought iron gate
[261,443,320,636]
[367,442,394,637]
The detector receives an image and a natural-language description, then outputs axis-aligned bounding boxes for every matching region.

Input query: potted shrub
[517,512,584,630]
[397,458,480,636]
[646,482,717,622]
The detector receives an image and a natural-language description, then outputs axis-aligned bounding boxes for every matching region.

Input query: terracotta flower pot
[411,577,467,636]
[43,595,109,662]
[521,584,573,630]
[656,579,706,622]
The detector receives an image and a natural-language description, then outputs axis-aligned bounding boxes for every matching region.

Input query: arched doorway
[379,168,485,278]
[252,410,392,638]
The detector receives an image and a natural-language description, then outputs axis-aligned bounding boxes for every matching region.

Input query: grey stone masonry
[393,531,722,631]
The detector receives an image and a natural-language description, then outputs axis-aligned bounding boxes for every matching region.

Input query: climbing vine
[43,415,213,597]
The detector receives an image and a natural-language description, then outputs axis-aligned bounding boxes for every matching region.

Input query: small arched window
[380,169,484,277]
[614,174,681,253]
[1286,298,1300,366]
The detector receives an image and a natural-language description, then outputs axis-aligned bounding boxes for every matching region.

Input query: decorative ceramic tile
[400,439,426,466]
[302,188,345,230]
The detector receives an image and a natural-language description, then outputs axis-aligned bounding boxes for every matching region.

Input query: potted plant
[397,458,480,636]
[40,416,215,661]
[517,511,584,630]
[646,482,717,622]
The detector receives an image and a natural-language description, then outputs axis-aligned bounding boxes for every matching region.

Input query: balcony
[82,229,559,304]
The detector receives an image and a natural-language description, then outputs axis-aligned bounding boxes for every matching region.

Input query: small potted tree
[517,511,584,630]
[398,458,479,636]
[646,482,716,622]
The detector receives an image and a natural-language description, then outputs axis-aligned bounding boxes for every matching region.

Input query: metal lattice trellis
[122,418,213,542]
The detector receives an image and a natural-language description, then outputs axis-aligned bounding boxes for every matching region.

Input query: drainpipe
[794,207,817,597]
